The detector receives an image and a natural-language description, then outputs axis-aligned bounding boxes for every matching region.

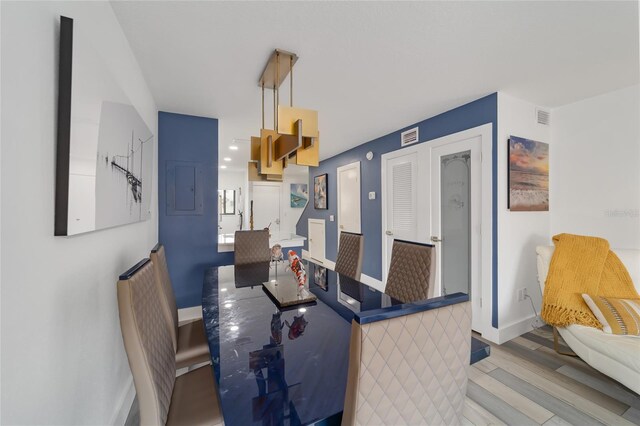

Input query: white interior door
[337,162,361,237]
[381,150,420,283]
[252,183,280,236]
[308,219,326,263]
[430,136,482,330]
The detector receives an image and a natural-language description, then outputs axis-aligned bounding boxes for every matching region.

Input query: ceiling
[111,1,639,165]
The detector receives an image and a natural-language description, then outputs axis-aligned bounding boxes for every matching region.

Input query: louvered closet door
[384,152,418,281]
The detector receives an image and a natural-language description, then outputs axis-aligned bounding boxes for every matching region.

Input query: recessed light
[224,303,232,308]
[220,165,227,169]
[223,157,231,162]
[298,308,307,313]
[229,145,239,151]
[220,288,228,292]
[230,325,239,331]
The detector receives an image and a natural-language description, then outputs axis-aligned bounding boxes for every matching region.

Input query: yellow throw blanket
[541,233,639,329]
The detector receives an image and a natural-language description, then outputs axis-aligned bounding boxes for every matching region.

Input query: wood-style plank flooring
[465,326,639,426]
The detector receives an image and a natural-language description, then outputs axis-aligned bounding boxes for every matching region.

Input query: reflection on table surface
[202,260,488,426]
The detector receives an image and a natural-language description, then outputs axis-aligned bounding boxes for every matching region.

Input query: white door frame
[380,123,493,337]
[336,161,362,246]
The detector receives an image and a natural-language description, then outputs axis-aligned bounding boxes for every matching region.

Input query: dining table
[202,258,490,426]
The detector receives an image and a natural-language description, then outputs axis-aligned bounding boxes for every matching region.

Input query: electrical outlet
[517,288,526,302]
[531,317,545,329]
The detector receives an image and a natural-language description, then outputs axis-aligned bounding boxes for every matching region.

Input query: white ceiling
[111,1,639,164]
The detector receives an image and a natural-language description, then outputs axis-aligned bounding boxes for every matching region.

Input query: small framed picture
[290,183,308,208]
[314,266,328,291]
[508,136,549,211]
[314,174,328,209]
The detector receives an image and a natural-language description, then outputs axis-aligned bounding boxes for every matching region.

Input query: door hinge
[479,297,482,307]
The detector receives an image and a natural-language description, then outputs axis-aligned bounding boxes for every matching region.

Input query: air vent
[536,108,550,126]
[401,127,419,146]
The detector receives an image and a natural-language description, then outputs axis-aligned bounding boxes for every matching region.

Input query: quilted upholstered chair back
[117,259,176,426]
[384,240,436,303]
[234,230,271,265]
[335,232,364,281]
[150,244,179,351]
[342,300,472,426]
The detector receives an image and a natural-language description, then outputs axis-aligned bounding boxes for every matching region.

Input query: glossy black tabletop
[202,260,488,426]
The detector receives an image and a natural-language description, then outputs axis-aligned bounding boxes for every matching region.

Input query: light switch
[368,191,376,200]
[329,215,335,221]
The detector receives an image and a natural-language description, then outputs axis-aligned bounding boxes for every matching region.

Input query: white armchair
[536,245,640,394]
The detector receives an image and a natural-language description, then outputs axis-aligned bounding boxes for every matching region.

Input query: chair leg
[553,326,578,357]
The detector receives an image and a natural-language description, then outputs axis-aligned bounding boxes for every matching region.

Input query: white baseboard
[495,314,543,344]
[110,376,135,426]
[178,306,203,325]
[301,250,385,292]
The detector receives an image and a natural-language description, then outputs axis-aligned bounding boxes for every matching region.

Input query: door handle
[385,230,393,236]
[430,236,442,243]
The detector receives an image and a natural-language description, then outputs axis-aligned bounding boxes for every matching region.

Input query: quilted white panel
[346,301,471,425]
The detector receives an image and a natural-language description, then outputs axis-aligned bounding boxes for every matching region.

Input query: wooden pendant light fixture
[249,49,319,181]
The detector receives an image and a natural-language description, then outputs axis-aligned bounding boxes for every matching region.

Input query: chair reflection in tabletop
[249,311,310,426]
[234,262,270,289]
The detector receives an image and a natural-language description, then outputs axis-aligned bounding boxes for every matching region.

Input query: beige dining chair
[117,259,224,425]
[342,299,471,426]
[335,232,364,281]
[234,230,271,265]
[384,239,436,303]
[150,244,210,369]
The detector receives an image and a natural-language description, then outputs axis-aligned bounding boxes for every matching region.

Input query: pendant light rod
[257,49,298,89]
[275,51,280,132]
[261,83,265,129]
[290,56,293,107]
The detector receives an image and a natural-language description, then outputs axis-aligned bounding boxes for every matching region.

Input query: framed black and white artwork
[55,16,154,236]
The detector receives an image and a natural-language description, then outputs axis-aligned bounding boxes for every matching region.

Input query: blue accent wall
[296,93,500,327]
[159,112,234,308]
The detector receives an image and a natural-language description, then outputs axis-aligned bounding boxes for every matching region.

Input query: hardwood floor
[465,326,640,426]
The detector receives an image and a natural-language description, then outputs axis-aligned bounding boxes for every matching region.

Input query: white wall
[218,169,246,234]
[247,166,309,239]
[1,2,158,424]
[280,169,309,237]
[496,92,551,342]
[550,85,640,250]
